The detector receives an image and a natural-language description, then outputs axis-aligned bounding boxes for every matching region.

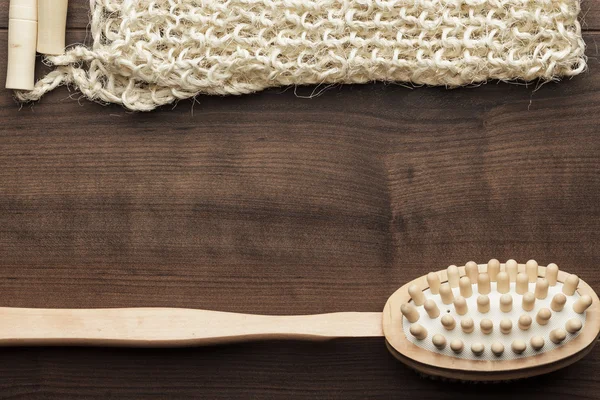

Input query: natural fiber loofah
[18,0,586,111]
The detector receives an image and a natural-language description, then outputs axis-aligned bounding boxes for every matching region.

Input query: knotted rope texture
[17,0,586,111]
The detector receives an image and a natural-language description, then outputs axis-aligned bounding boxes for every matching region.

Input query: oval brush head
[383,260,600,381]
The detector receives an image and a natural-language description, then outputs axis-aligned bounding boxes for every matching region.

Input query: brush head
[383,260,600,381]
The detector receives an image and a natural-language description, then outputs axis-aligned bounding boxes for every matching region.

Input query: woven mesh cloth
[18,0,586,111]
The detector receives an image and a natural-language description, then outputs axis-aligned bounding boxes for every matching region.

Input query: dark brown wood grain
[0,20,600,400]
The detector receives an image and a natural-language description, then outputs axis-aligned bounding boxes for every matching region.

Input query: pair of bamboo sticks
[5,0,69,91]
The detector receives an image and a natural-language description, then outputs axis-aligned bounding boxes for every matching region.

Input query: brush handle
[0,308,383,346]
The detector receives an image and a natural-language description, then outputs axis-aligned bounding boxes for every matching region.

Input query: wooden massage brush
[0,260,598,381]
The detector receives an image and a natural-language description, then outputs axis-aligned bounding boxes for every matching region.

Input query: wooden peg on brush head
[500,319,512,334]
[497,272,510,293]
[512,340,527,354]
[478,273,491,295]
[454,296,468,315]
[505,259,518,281]
[427,272,441,294]
[531,336,545,351]
[545,263,559,286]
[536,308,552,326]
[423,299,440,319]
[526,260,539,282]
[565,319,582,334]
[516,273,529,295]
[519,314,532,330]
[410,324,427,340]
[459,277,473,298]
[461,317,474,333]
[439,283,454,305]
[477,295,490,313]
[432,334,446,350]
[480,319,493,334]
[447,265,460,288]
[400,303,419,323]
[573,295,592,314]
[563,274,580,296]
[487,259,500,281]
[408,284,426,306]
[551,293,567,312]
[465,261,479,282]
[522,292,535,311]
[450,339,464,354]
[491,342,504,356]
[500,294,513,312]
[550,329,567,344]
[535,278,549,299]
[471,342,485,356]
[441,315,456,331]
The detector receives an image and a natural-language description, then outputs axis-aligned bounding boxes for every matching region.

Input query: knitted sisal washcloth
[18,0,586,111]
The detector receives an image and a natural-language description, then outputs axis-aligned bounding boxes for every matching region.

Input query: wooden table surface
[1,2,600,399]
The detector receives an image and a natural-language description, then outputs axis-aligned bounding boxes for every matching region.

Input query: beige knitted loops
[17,0,586,111]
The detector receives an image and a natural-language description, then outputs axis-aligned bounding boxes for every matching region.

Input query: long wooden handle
[0,308,383,347]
